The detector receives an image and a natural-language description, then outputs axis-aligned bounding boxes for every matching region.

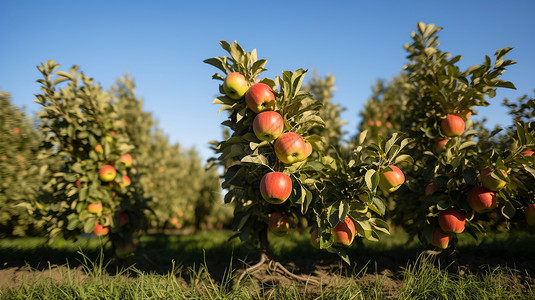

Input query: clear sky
[1,1,534,161]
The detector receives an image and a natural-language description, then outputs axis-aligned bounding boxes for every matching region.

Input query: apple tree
[206,41,411,279]
[0,91,48,236]
[34,61,149,259]
[365,23,534,252]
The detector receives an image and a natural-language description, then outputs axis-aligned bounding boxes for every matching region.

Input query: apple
[441,114,465,137]
[425,183,441,196]
[431,227,451,249]
[438,208,465,234]
[117,212,129,227]
[379,165,405,193]
[253,111,284,142]
[458,110,472,121]
[332,216,356,247]
[260,172,292,204]
[303,141,313,158]
[526,204,535,227]
[522,150,534,156]
[13,127,20,134]
[223,72,248,100]
[268,212,291,236]
[99,165,116,182]
[310,230,320,249]
[95,144,103,154]
[76,179,81,187]
[480,167,507,192]
[87,202,103,214]
[467,186,497,213]
[245,83,276,113]
[434,139,449,153]
[274,132,307,164]
[169,217,179,225]
[93,222,109,236]
[120,175,131,188]
[120,153,133,167]
[115,241,136,258]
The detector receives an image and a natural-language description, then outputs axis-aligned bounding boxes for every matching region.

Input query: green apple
[223,72,248,100]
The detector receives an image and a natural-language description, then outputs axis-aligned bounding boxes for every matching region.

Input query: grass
[0,229,534,299]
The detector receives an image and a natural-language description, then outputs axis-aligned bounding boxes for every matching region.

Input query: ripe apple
[441,115,465,137]
[480,167,507,192]
[431,227,451,249]
[434,139,449,153]
[526,204,535,227]
[467,186,497,213]
[379,165,405,193]
[223,72,248,100]
[93,222,109,236]
[120,153,133,167]
[268,212,291,236]
[332,216,356,247]
[522,150,534,156]
[115,241,136,258]
[120,175,131,188]
[274,132,307,164]
[13,127,20,134]
[253,111,284,142]
[245,83,276,113]
[310,230,320,249]
[95,144,103,154]
[117,212,129,227]
[260,172,292,204]
[425,183,441,196]
[303,141,313,158]
[438,208,465,234]
[99,165,116,182]
[87,202,103,214]
[458,110,472,121]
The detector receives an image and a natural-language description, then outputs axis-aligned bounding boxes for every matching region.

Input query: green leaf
[240,155,269,167]
[365,169,378,193]
[83,217,96,234]
[501,201,516,219]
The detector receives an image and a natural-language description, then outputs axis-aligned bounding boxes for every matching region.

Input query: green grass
[0,229,534,299]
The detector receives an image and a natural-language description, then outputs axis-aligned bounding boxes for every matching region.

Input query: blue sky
[1,1,534,161]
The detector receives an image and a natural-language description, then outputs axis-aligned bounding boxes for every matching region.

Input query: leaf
[301,188,313,214]
[501,200,516,219]
[83,217,96,234]
[394,154,414,165]
[240,155,269,167]
[365,169,379,193]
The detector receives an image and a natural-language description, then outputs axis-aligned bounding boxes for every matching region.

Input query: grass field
[0,229,534,299]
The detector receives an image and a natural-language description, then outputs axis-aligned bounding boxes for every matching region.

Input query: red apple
[458,110,472,121]
[87,202,103,214]
[268,212,291,236]
[274,132,307,164]
[379,165,405,193]
[115,241,136,258]
[467,187,497,213]
[310,230,320,249]
[93,222,109,236]
[303,142,313,158]
[480,167,507,192]
[223,72,248,100]
[13,127,20,134]
[120,175,131,188]
[95,144,103,154]
[99,165,116,182]
[425,183,441,196]
[253,111,284,142]
[120,153,133,167]
[117,212,129,227]
[522,150,534,156]
[526,204,535,227]
[438,208,465,234]
[260,172,292,204]
[441,115,465,137]
[245,83,276,113]
[332,216,356,247]
[434,139,449,153]
[431,227,451,249]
